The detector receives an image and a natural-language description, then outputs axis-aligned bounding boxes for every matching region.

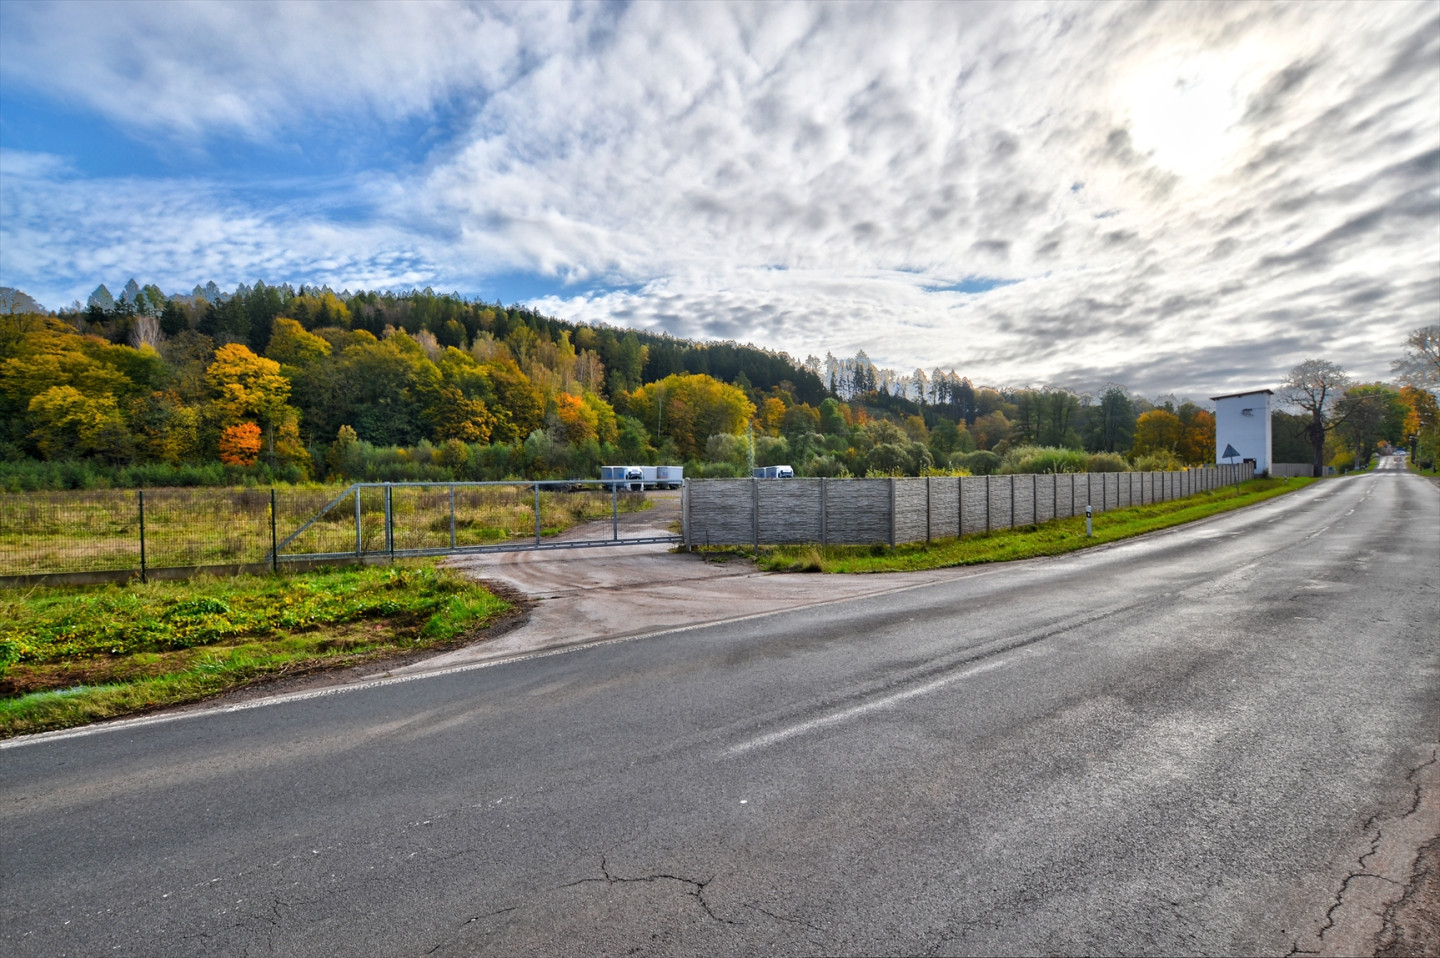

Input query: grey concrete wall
[685,462,1255,547]
[1272,462,1333,478]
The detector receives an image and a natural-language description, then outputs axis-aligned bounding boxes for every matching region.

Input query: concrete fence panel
[685,463,1255,548]
[929,477,961,542]
[960,477,987,536]
[825,479,892,545]
[687,478,754,546]
[894,479,930,545]
[758,478,824,544]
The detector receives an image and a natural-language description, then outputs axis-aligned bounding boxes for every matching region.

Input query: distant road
[3,469,1437,956]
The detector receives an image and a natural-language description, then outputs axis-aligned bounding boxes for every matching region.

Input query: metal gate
[273,480,683,563]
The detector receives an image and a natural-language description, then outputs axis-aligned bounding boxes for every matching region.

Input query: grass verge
[0,563,513,738]
[746,476,1315,573]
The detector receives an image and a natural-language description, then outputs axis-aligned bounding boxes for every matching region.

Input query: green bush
[952,450,1001,475]
[1084,452,1129,473]
[998,445,1088,474]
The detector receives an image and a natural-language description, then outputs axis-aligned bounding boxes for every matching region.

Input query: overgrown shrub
[1084,452,1129,473]
[998,445,1088,474]
[952,450,1001,475]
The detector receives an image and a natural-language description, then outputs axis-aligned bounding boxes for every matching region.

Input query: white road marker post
[1086,504,1093,538]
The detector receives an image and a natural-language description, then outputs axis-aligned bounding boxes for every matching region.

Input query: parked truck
[752,465,795,479]
[600,465,684,491]
[600,465,646,491]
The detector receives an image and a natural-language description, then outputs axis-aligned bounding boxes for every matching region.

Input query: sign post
[1222,443,1242,493]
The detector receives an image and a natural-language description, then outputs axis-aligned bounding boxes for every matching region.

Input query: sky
[1,0,1436,399]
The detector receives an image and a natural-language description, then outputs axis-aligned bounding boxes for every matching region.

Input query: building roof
[1210,389,1275,401]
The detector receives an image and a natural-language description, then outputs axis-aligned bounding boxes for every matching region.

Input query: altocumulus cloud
[0,0,1435,396]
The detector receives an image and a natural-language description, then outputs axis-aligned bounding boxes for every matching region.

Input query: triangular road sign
[1222,443,1241,460]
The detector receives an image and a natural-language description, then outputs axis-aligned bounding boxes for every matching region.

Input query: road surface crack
[746,902,823,932]
[561,856,740,925]
[1290,749,1438,956]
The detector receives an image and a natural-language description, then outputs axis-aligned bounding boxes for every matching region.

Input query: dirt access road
[400,490,971,675]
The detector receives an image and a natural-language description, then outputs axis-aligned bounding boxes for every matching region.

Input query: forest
[0,280,1432,491]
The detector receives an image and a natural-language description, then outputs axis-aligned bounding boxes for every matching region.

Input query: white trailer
[601,465,684,490]
[600,465,646,491]
[752,465,795,478]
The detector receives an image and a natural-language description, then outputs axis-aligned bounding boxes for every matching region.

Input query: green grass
[748,476,1315,573]
[0,563,513,737]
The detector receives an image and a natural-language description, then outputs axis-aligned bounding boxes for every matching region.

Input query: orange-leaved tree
[1178,409,1215,465]
[218,422,263,466]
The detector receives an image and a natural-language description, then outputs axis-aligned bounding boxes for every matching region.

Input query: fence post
[354,486,362,559]
[534,483,542,546]
[958,476,964,537]
[138,489,147,583]
[612,483,619,541]
[449,484,456,550]
[821,478,828,549]
[386,485,394,563]
[889,478,897,547]
[986,475,992,534]
[1009,474,1015,530]
[752,477,760,550]
[270,488,278,573]
[1032,474,1038,525]
[926,477,932,543]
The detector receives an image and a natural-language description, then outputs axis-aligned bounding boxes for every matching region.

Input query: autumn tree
[1399,385,1439,466]
[627,373,754,460]
[1177,408,1215,465]
[265,318,332,367]
[218,422,263,466]
[27,386,131,461]
[1281,359,1352,477]
[1132,409,1185,458]
[204,343,299,464]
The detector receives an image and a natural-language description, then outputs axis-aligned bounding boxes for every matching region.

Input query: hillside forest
[0,280,1433,491]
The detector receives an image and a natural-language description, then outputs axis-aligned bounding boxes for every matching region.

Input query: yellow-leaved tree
[1131,409,1184,458]
[204,343,306,468]
[627,374,755,460]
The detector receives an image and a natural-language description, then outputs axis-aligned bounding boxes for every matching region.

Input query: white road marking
[726,656,1017,757]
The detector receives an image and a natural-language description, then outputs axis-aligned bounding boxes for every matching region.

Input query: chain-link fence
[1,482,674,583]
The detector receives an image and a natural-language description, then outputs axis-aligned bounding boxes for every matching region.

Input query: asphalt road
[3,465,1437,957]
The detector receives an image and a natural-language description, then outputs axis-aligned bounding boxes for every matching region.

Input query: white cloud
[0,0,550,136]
[1,0,1436,397]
